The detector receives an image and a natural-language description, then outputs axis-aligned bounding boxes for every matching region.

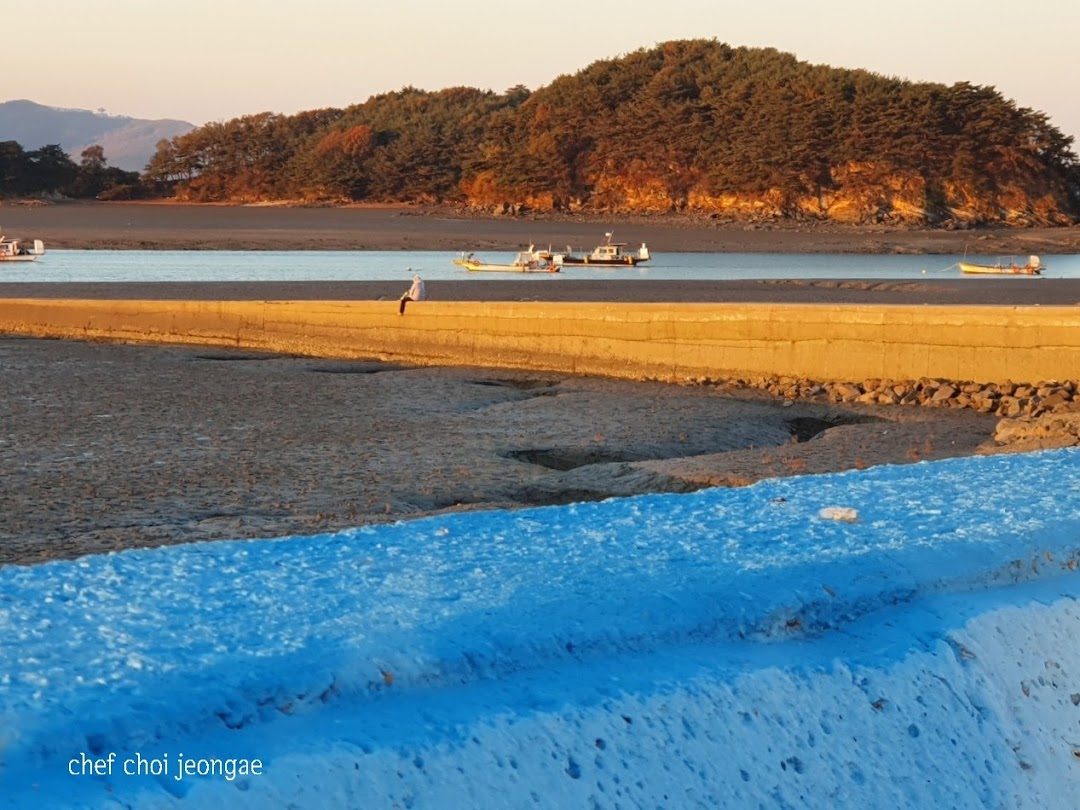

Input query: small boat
[546,231,651,267]
[959,255,1043,276]
[0,231,45,262]
[452,245,559,273]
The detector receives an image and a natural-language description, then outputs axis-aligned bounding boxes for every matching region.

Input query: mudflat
[0,336,1001,567]
[2,199,1080,254]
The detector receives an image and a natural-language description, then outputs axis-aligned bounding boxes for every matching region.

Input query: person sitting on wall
[399,272,426,315]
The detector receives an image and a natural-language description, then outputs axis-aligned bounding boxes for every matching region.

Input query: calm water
[3,249,1080,283]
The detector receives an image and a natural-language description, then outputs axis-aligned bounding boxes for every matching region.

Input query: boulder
[993,412,1080,450]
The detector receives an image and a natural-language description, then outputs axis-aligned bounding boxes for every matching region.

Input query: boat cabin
[0,235,46,260]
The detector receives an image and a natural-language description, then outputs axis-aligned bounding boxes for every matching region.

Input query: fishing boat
[959,255,1043,276]
[0,231,45,262]
[545,231,651,267]
[452,246,559,273]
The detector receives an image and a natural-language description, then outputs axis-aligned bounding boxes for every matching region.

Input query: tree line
[0,142,142,200]
[7,40,1080,225]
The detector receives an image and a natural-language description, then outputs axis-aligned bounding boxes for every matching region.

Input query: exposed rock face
[465,170,1076,227]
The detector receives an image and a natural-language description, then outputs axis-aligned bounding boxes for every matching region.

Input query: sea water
[2,249,1079,283]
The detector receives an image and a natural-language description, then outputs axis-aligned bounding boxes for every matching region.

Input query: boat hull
[0,255,40,263]
[453,259,557,273]
[544,232,651,267]
[557,256,644,267]
[959,262,1041,276]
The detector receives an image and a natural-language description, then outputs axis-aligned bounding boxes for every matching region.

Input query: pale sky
[4,0,1078,144]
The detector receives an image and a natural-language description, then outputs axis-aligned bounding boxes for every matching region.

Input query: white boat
[959,255,1042,276]
[545,231,651,267]
[0,231,45,262]
[452,245,559,273]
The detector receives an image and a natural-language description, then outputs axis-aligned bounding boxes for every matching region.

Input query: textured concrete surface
[1,297,1078,384]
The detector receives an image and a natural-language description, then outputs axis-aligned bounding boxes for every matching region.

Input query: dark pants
[399,295,415,314]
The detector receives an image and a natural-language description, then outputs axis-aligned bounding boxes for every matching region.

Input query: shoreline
[2,199,1079,254]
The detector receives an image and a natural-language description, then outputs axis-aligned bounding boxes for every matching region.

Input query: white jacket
[407,275,426,301]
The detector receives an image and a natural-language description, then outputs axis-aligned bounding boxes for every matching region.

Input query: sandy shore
[2,199,1079,254]
[1,201,1070,567]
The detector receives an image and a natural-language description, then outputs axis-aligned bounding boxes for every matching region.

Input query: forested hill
[145,39,1080,227]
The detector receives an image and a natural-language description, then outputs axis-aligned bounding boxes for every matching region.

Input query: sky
[2,448,1080,808]
[2,0,1078,145]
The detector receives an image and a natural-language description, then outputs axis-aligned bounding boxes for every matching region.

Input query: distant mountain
[0,99,195,172]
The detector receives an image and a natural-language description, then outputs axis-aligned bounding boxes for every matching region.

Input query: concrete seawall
[1,297,1078,384]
